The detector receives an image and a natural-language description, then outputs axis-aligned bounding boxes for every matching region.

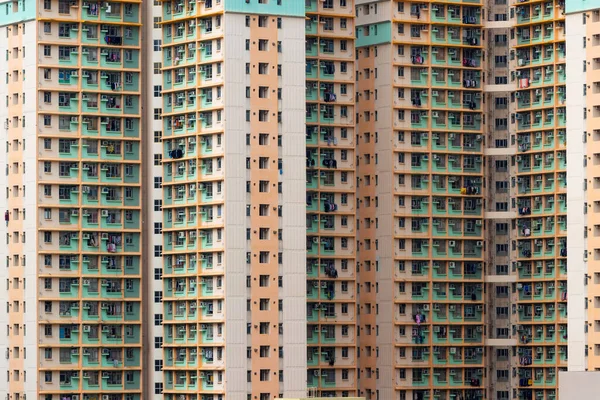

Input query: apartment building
[1,0,595,399]
[158,1,306,400]
[0,0,145,399]
[354,1,566,400]
[304,0,358,397]
[564,0,600,378]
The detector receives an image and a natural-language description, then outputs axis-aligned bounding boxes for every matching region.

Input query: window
[495,286,509,297]
[496,370,509,381]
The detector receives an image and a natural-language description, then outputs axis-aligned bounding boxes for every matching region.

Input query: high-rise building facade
[1,0,145,399]
[304,0,357,397]
[354,1,567,400]
[564,0,600,378]
[5,0,600,399]
[157,1,306,400]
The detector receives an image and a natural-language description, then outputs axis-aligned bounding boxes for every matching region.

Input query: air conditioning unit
[101,209,109,217]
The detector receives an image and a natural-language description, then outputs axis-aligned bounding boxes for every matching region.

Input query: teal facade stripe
[356,21,392,47]
[0,0,35,25]
[224,0,304,16]
[566,0,598,14]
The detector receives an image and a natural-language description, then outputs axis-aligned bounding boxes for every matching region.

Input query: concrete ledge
[485,275,517,283]
[484,84,517,92]
[484,20,512,29]
[484,211,517,219]
[484,147,516,156]
[485,338,517,346]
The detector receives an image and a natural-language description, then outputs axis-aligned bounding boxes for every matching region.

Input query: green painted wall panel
[356,21,392,48]
[0,0,35,25]
[225,0,304,16]
[566,0,598,14]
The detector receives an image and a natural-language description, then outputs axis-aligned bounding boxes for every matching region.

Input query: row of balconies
[304,61,355,82]
[39,322,141,346]
[39,138,140,161]
[38,207,141,231]
[306,236,355,257]
[38,254,141,276]
[163,322,224,345]
[516,109,567,131]
[517,130,566,150]
[306,170,355,191]
[306,279,354,302]
[395,197,483,218]
[515,23,563,47]
[514,259,568,279]
[39,162,140,186]
[306,191,356,214]
[162,41,224,70]
[396,225,484,241]
[38,230,141,253]
[306,213,355,235]
[163,346,224,368]
[395,365,484,388]
[306,324,355,345]
[39,115,141,138]
[394,110,482,131]
[395,304,483,324]
[397,282,483,302]
[40,279,141,300]
[39,370,141,392]
[39,184,141,208]
[393,131,483,151]
[39,68,140,93]
[307,369,355,390]
[305,125,355,148]
[163,181,223,207]
[163,277,222,298]
[162,229,225,253]
[394,158,485,175]
[394,260,483,281]
[161,64,224,93]
[39,300,141,322]
[39,0,141,23]
[163,301,223,322]
[393,90,482,111]
[39,45,140,70]
[393,3,483,25]
[163,111,225,136]
[40,92,141,115]
[40,271,142,292]
[40,25,140,48]
[163,251,224,276]
[306,302,355,324]
[305,38,355,60]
